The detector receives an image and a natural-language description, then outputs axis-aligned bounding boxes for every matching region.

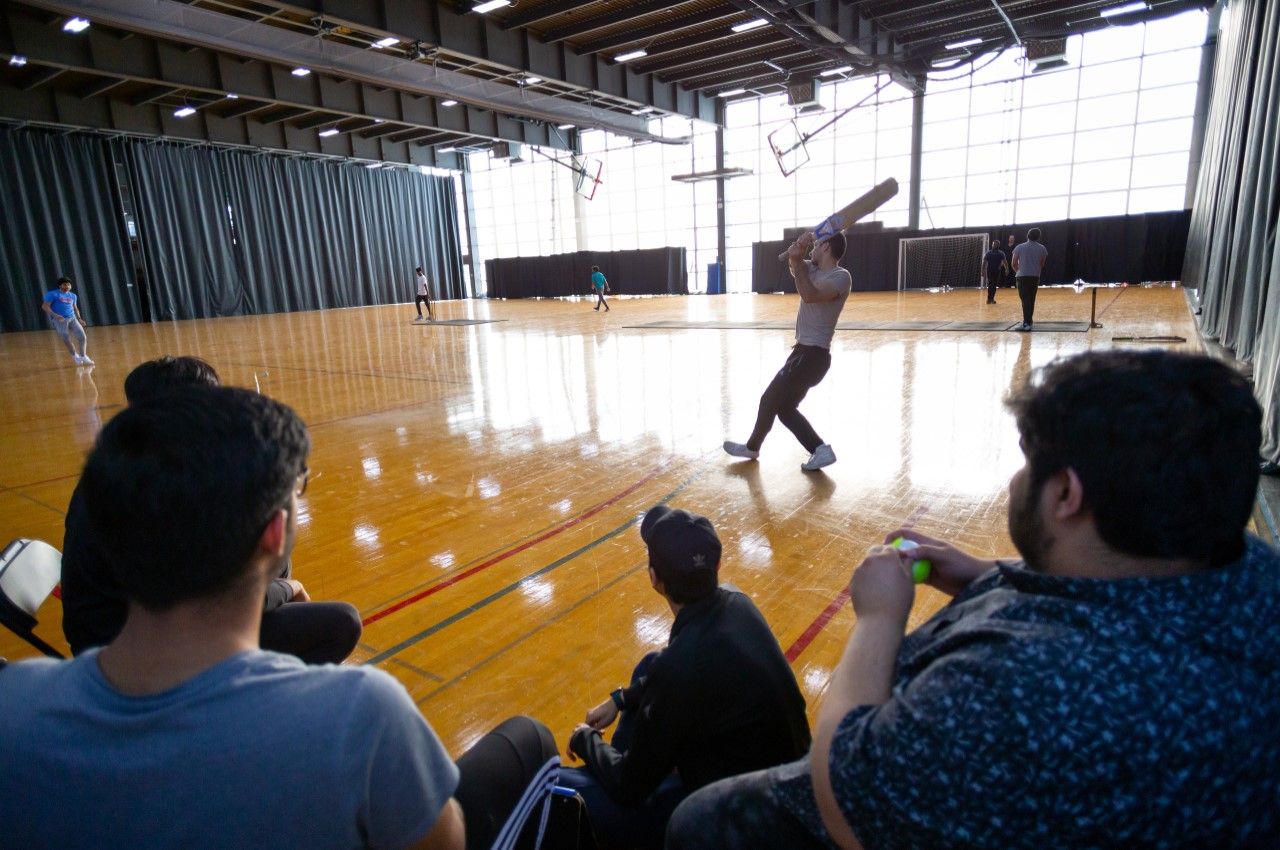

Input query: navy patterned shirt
[782,535,1280,849]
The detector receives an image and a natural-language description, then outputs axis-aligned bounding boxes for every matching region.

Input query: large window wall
[921,9,1208,228]
[466,117,719,295]
[466,9,1207,297]
[722,77,915,289]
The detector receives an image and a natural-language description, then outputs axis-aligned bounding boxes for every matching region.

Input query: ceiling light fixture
[174,106,196,118]
[556,123,574,130]
[63,17,90,33]
[373,118,385,123]
[472,0,511,13]
[731,19,768,33]
[631,106,654,115]
[1100,2,1147,17]
[365,161,383,169]
[521,75,542,85]
[318,128,339,137]
[718,88,746,97]
[8,55,28,67]
[441,99,458,107]
[438,146,457,154]
[225,93,238,99]
[372,37,399,49]
[944,37,983,50]
[820,66,853,77]
[614,49,647,63]
[291,67,311,77]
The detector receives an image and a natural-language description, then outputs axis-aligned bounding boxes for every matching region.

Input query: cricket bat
[777,177,899,261]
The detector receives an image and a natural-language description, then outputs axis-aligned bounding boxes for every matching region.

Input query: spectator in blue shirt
[668,349,1279,850]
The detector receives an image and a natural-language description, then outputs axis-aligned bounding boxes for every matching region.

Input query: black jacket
[571,586,810,805]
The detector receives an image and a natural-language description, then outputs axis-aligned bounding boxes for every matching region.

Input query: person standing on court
[1011,227,1049,331]
[982,240,1005,305]
[414,266,434,322]
[591,265,611,312]
[42,275,93,366]
[559,505,810,850]
[1004,233,1018,287]
[724,230,851,471]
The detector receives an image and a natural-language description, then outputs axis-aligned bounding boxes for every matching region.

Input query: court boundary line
[784,504,930,663]
[360,458,677,627]
[365,468,707,668]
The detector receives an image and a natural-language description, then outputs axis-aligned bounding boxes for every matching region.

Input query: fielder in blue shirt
[42,275,93,366]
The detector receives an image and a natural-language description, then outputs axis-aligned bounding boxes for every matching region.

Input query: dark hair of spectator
[591,265,600,272]
[123,356,220,405]
[1006,349,1261,567]
[1028,227,1041,241]
[56,276,71,286]
[80,385,310,610]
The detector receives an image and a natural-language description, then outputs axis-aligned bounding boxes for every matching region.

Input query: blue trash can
[706,262,724,294]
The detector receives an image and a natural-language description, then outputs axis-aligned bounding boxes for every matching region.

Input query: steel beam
[21,0,691,141]
[19,66,65,90]
[574,7,740,57]
[541,0,693,45]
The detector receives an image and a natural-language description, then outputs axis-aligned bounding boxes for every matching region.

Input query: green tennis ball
[891,536,932,584]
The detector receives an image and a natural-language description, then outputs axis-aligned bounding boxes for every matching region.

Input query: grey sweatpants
[50,315,87,358]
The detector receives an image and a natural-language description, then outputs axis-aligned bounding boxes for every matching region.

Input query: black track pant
[415,294,432,317]
[748,344,831,454]
[1016,276,1040,325]
[455,715,560,850]
[258,601,362,665]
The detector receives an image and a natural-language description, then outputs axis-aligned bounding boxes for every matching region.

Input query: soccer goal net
[897,234,988,291]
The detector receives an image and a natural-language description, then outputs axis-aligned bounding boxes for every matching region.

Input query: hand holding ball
[891,537,932,584]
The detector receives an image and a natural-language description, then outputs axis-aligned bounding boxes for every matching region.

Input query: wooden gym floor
[0,284,1199,757]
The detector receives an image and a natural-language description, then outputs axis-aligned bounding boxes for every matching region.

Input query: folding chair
[0,538,65,658]
[494,754,559,850]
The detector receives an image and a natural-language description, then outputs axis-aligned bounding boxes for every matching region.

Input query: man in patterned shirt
[670,348,1279,849]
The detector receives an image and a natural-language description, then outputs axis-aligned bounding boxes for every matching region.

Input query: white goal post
[897,233,989,291]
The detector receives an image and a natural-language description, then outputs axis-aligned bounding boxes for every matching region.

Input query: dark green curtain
[123,143,465,320]
[0,128,141,332]
[1183,0,1280,463]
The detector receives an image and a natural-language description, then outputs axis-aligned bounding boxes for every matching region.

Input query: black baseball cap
[640,505,721,603]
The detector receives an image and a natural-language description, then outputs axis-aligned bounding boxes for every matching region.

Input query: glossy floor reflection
[0,285,1199,755]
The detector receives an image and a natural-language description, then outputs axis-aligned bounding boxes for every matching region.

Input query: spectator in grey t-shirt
[724,230,852,472]
[1011,227,1049,331]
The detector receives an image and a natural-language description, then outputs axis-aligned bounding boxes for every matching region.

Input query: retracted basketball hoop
[768,78,892,176]
[533,148,603,200]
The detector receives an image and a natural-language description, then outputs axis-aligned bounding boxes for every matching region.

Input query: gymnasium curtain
[485,248,688,298]
[1183,0,1280,463]
[124,143,465,320]
[0,128,141,332]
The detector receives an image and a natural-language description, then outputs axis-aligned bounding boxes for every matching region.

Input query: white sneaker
[413,316,426,323]
[801,444,836,471]
[723,441,759,460]
[72,355,84,365]
[79,355,94,365]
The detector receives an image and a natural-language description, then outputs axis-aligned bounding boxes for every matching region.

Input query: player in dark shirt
[982,241,1006,304]
[560,505,810,850]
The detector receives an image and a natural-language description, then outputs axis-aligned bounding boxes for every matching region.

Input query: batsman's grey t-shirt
[795,261,853,348]
[1012,240,1048,278]
[0,649,459,849]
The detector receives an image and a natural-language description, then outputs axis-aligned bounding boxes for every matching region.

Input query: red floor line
[785,505,930,664]
[1096,287,1128,319]
[785,589,850,663]
[361,459,673,627]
